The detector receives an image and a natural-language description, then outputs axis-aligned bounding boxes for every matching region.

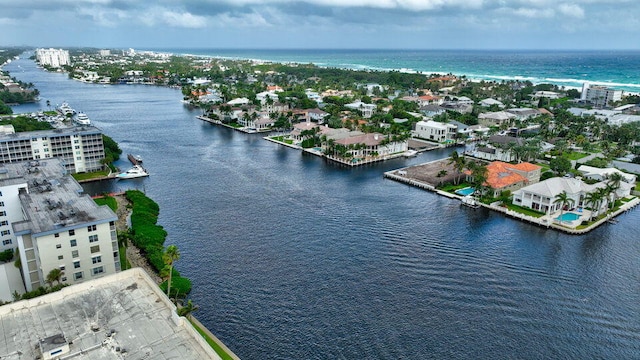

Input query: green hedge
[125,190,192,297]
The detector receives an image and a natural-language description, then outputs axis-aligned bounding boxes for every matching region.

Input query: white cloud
[512,7,555,18]
[558,3,585,18]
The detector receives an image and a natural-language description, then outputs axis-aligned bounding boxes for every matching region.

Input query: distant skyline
[1,0,639,50]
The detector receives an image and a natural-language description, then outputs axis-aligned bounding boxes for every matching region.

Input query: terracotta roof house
[466,161,541,197]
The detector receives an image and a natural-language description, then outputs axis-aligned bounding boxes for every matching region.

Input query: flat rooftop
[0,159,116,235]
[0,268,221,360]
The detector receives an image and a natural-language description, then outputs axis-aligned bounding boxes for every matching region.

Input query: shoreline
[144,48,640,93]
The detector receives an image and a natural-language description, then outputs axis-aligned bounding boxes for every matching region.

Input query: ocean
[153,49,640,93]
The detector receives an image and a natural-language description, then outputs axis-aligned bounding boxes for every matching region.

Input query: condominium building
[0,159,119,296]
[584,84,623,107]
[0,126,105,173]
[35,48,71,68]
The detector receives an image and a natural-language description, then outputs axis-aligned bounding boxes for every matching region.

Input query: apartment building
[35,48,71,68]
[0,126,105,173]
[0,159,119,296]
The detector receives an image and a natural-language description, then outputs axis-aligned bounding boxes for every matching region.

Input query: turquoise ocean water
[155,49,640,93]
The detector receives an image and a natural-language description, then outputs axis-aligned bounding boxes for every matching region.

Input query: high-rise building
[35,48,71,68]
[0,159,119,295]
[584,84,623,107]
[0,126,105,173]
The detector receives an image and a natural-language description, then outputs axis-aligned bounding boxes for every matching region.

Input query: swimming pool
[455,187,475,196]
[556,212,581,222]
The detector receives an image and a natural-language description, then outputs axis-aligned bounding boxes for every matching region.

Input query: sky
[0,0,639,50]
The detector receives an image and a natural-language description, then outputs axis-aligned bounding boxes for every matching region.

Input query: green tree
[549,156,572,175]
[163,245,180,298]
[46,268,64,287]
[553,191,575,223]
[177,299,199,319]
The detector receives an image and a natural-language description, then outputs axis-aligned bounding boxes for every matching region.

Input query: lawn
[72,169,110,181]
[189,319,236,360]
[565,151,589,160]
[94,196,117,211]
[505,203,545,218]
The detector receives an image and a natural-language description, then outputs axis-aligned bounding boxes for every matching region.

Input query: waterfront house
[331,133,407,160]
[511,177,604,215]
[227,97,251,106]
[413,120,457,143]
[467,161,541,197]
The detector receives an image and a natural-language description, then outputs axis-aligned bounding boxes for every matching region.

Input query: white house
[414,120,457,143]
[512,177,603,215]
[332,133,407,159]
[345,101,376,118]
[479,98,505,108]
[478,111,517,127]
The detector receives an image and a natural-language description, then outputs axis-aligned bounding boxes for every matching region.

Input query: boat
[461,195,480,209]
[74,112,91,125]
[57,102,75,116]
[127,154,143,165]
[403,150,418,158]
[115,165,149,179]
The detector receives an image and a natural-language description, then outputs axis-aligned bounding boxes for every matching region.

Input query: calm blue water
[5,55,640,359]
[155,49,640,93]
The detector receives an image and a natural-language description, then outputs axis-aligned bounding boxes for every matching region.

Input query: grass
[565,151,589,160]
[438,182,472,193]
[505,203,546,218]
[188,319,236,360]
[94,196,117,211]
[119,245,130,270]
[72,169,110,181]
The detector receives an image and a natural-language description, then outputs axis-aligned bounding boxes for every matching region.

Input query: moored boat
[127,154,143,165]
[74,112,91,125]
[115,165,149,179]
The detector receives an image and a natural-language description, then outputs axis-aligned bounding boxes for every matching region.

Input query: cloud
[558,3,585,18]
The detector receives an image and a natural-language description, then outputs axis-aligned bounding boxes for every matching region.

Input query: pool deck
[384,163,640,235]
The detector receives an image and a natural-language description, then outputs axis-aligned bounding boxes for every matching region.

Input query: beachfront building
[0,126,106,174]
[35,48,70,68]
[413,120,457,143]
[583,85,623,107]
[511,177,603,215]
[478,111,516,127]
[0,159,119,298]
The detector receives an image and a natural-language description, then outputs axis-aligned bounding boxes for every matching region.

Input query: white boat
[403,150,418,158]
[116,165,149,179]
[74,112,91,125]
[57,102,75,116]
[461,195,480,209]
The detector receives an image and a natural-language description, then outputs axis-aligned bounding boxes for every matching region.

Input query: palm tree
[448,150,466,185]
[583,191,603,221]
[46,268,64,287]
[177,299,199,319]
[553,191,575,223]
[163,245,180,298]
[607,172,623,205]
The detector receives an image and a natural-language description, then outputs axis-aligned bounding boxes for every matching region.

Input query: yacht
[74,112,91,125]
[57,102,75,116]
[116,165,149,180]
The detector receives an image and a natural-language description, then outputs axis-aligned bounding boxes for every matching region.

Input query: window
[0,221,7,226]
[0,202,4,207]
[73,261,80,268]
[0,230,9,236]
[91,266,104,276]
[92,256,102,264]
[59,265,65,271]
[56,244,62,249]
[72,250,79,258]
[89,234,99,243]
[90,245,100,253]
[2,239,11,245]
[69,229,75,236]
[0,211,6,216]
[73,272,83,280]
[58,255,63,260]
[113,251,118,258]
[87,224,97,232]
[70,239,77,247]
[54,233,60,238]
[61,277,67,282]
